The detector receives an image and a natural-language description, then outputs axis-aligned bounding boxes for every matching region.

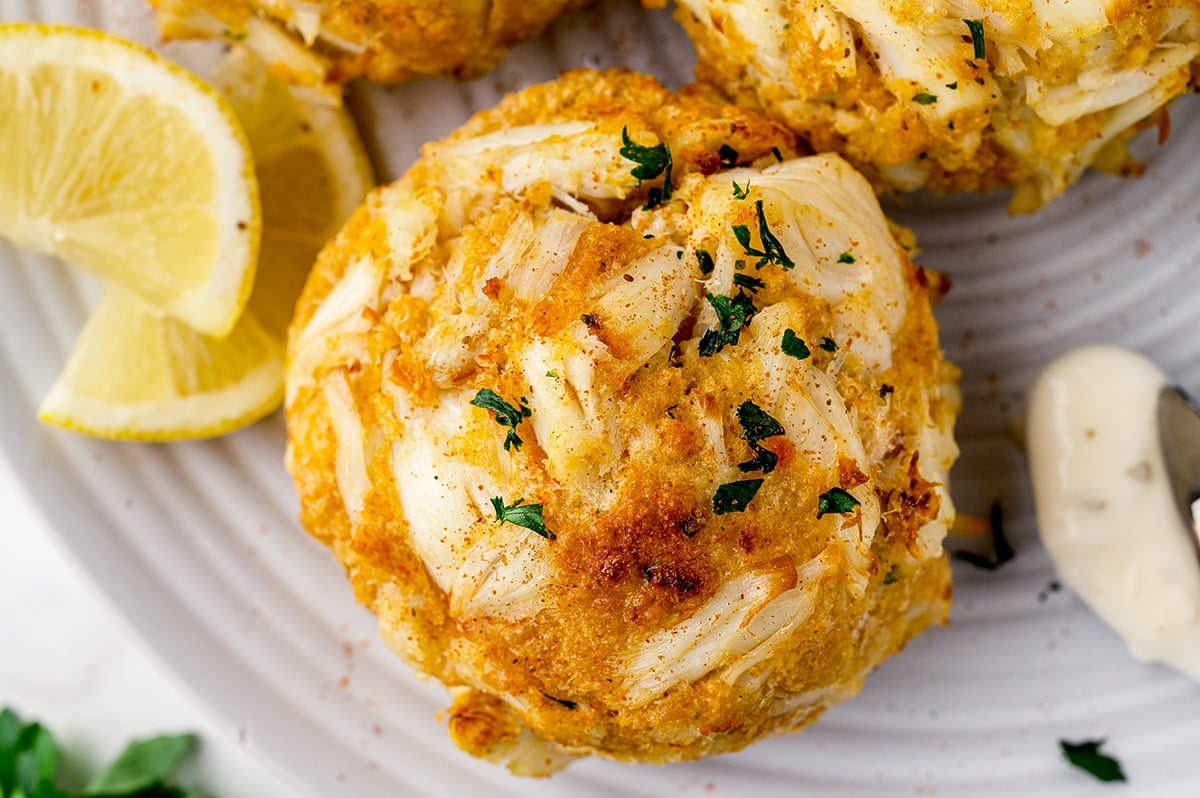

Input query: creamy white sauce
[1027,344,1200,680]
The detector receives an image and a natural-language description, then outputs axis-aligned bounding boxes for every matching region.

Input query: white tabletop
[0,454,301,797]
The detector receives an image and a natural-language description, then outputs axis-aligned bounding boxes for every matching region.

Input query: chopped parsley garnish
[1060,739,1126,783]
[771,147,784,162]
[732,199,795,270]
[471,388,531,451]
[837,251,856,264]
[491,496,555,540]
[718,143,739,167]
[781,329,811,360]
[878,383,894,398]
[882,565,901,585]
[699,291,757,356]
[945,81,959,90]
[736,400,785,474]
[964,18,986,60]
[733,272,765,293]
[696,249,715,275]
[620,126,673,209]
[0,706,199,798]
[732,180,750,200]
[713,478,764,514]
[913,92,938,105]
[955,501,1013,570]
[819,337,838,352]
[817,487,861,518]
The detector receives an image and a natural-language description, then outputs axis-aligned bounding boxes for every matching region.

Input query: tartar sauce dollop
[1026,344,1200,680]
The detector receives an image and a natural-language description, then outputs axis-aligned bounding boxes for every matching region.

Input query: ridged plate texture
[1,1,1199,795]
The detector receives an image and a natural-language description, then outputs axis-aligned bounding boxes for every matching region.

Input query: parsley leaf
[819,337,837,352]
[913,92,938,105]
[491,496,555,540]
[945,81,959,90]
[699,291,757,356]
[470,388,531,451]
[718,143,739,167]
[817,487,861,518]
[696,249,715,275]
[736,401,785,475]
[619,126,672,209]
[964,18,986,60]
[837,251,856,264]
[732,273,765,293]
[84,735,195,796]
[732,200,794,270]
[955,501,1014,570]
[1060,739,1126,783]
[781,329,811,360]
[713,479,764,514]
[1,708,201,798]
[732,180,750,200]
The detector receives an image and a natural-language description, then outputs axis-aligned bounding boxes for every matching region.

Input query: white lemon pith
[3,25,374,441]
[0,23,260,337]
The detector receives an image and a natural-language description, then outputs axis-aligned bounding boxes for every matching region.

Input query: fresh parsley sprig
[699,291,757,357]
[964,19,986,60]
[817,487,861,518]
[736,401,785,475]
[1060,739,1126,783]
[470,388,531,452]
[0,708,204,798]
[712,479,763,515]
[732,200,794,270]
[619,126,673,209]
[491,496,555,540]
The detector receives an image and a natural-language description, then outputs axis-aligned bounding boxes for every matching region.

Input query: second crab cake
[151,0,589,94]
[666,0,1200,211]
[285,69,960,774]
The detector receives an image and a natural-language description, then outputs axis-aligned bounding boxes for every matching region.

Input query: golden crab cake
[151,0,588,94]
[285,69,960,774]
[663,0,1200,212]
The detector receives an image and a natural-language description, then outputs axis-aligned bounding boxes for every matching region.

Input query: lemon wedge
[210,46,374,340]
[0,23,260,337]
[38,289,285,441]
[28,38,374,441]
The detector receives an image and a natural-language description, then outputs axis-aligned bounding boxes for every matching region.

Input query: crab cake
[284,69,960,774]
[150,0,587,94]
[664,0,1200,211]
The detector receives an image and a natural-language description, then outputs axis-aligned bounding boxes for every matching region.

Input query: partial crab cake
[151,0,589,95]
[664,0,1200,211]
[284,69,960,775]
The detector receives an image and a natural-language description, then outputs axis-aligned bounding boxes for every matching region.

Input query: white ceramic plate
[3,1,1200,795]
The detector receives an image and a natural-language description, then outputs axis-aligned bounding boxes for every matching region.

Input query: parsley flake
[964,18,986,60]
[736,400,785,474]
[491,496,555,540]
[471,388,531,451]
[620,126,673,209]
[1060,739,1126,783]
[732,199,795,270]
[713,478,764,514]
[946,81,959,90]
[696,249,715,275]
[733,272,765,293]
[718,143,739,167]
[732,180,751,200]
[913,92,939,105]
[837,251,856,264]
[771,146,784,162]
[819,337,838,352]
[817,487,861,518]
[699,291,757,356]
[781,329,811,360]
[882,565,901,585]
